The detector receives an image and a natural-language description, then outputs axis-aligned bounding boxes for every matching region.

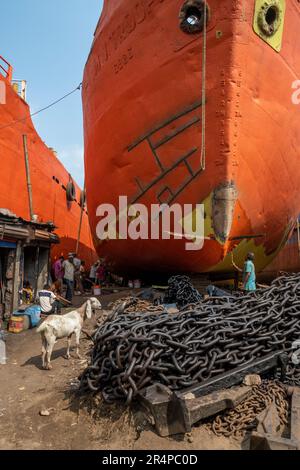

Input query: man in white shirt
[73,254,81,271]
[63,254,75,303]
[37,285,62,315]
[89,261,99,284]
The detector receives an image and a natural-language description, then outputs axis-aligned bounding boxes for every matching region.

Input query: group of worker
[52,254,107,301]
[35,255,107,316]
[35,253,80,316]
[35,252,256,317]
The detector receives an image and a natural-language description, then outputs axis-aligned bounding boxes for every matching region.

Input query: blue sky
[0,0,103,187]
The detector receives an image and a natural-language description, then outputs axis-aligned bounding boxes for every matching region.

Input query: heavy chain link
[80,273,300,404]
[208,380,289,438]
[108,297,165,314]
[167,276,203,307]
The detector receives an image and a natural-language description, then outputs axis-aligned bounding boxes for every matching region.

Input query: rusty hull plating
[83,0,300,275]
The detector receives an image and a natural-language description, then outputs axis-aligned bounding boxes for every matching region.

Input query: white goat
[37,297,101,370]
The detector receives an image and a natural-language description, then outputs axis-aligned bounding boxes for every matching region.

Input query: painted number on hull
[114,48,134,74]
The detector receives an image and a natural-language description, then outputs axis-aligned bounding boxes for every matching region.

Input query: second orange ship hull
[83,0,300,275]
[0,61,97,266]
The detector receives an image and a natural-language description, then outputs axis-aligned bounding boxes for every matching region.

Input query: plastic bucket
[9,316,30,334]
[93,286,101,296]
[0,331,6,365]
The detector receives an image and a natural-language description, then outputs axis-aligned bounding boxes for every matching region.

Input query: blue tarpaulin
[13,305,41,328]
[0,241,16,249]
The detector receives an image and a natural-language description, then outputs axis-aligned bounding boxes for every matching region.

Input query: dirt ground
[0,291,242,451]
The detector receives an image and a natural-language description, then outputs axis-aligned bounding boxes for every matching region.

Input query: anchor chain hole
[179,1,210,34]
[266,5,278,26]
[258,2,281,37]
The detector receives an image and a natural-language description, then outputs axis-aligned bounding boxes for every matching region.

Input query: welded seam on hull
[128,99,205,205]
[132,147,198,205]
[153,116,201,149]
[158,186,174,205]
[147,137,164,172]
[128,100,204,152]
[168,166,204,205]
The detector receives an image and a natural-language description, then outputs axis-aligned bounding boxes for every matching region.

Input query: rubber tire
[80,189,86,208]
[66,181,76,202]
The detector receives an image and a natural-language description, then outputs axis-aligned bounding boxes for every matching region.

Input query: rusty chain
[108,297,165,314]
[80,273,300,404]
[209,380,289,438]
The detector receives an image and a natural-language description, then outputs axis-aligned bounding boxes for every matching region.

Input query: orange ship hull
[261,222,300,280]
[83,0,300,275]
[0,60,97,265]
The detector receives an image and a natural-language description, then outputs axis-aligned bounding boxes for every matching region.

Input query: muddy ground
[0,291,242,451]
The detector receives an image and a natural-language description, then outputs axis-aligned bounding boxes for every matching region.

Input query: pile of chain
[168,276,202,307]
[108,297,165,314]
[80,273,300,404]
[209,381,289,438]
[285,365,300,386]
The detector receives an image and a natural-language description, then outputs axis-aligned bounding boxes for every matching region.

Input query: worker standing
[63,254,75,303]
[73,254,81,271]
[96,261,106,286]
[53,256,64,291]
[89,261,99,285]
[232,252,257,292]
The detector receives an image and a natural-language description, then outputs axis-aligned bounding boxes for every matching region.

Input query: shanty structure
[0,209,59,322]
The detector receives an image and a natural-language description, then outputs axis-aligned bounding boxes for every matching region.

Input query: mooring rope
[0,83,82,131]
[200,1,207,170]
